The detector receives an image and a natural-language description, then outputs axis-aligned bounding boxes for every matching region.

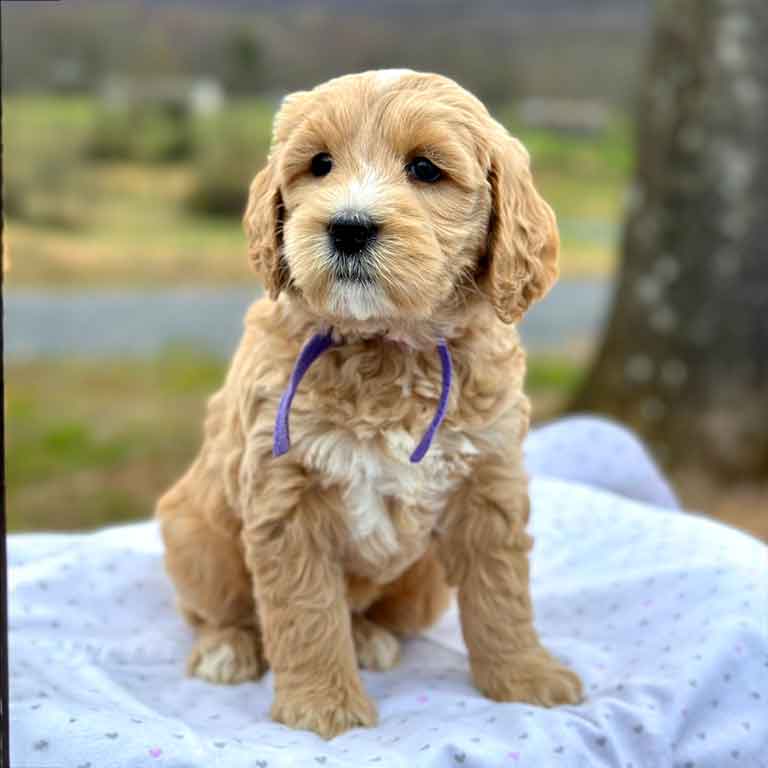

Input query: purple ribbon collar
[273,330,453,463]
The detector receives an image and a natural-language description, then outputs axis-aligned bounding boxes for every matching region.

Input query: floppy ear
[242,90,313,300]
[243,157,285,300]
[482,130,559,324]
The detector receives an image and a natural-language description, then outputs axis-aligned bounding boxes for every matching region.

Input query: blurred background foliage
[3,0,765,538]
[3,95,626,285]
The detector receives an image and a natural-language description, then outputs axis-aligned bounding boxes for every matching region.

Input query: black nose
[328,213,378,256]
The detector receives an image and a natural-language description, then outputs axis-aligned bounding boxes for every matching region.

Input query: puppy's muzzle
[328,212,378,258]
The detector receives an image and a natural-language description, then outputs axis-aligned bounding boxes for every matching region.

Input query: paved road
[3,279,613,360]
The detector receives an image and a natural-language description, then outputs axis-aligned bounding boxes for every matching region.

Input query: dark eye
[310,152,333,177]
[406,156,442,183]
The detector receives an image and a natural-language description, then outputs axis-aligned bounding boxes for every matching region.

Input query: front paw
[473,647,583,707]
[352,615,401,671]
[187,626,266,685]
[272,684,377,739]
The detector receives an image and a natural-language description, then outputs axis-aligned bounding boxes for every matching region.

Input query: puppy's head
[244,70,558,326]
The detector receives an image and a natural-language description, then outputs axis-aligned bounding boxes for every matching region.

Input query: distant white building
[517,98,611,135]
[100,76,225,116]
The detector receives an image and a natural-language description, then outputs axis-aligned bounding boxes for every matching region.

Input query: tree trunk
[573,0,768,481]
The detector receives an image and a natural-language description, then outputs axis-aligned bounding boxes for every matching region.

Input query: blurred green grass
[4,95,629,285]
[5,351,582,532]
[6,348,222,531]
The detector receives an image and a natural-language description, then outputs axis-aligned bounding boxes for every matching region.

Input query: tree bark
[573,0,768,481]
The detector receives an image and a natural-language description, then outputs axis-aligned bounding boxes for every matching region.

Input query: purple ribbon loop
[272,330,335,457]
[272,331,453,463]
[409,339,452,463]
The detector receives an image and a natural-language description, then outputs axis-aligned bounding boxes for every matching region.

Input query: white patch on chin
[328,282,394,321]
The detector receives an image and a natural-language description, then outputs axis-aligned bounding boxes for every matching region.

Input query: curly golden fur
[156,69,582,739]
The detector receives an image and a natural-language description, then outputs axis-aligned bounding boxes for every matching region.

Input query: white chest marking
[302,428,478,563]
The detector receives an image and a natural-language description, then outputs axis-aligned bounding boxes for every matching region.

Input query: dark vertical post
[574,0,768,481]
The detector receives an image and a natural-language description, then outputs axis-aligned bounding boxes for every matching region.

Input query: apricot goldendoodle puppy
[156,69,582,739]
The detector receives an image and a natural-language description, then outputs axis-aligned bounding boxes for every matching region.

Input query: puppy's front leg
[241,463,376,739]
[439,453,583,707]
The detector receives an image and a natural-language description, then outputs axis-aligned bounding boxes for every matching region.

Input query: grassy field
[9,350,766,541]
[4,95,627,286]
[5,351,583,532]
[4,97,267,286]
[6,349,222,532]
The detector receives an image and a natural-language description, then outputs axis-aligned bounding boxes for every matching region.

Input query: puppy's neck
[276,293,498,352]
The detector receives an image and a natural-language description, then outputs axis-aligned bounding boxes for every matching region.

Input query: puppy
[156,69,583,739]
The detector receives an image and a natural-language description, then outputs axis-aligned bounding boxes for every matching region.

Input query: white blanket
[9,419,768,768]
